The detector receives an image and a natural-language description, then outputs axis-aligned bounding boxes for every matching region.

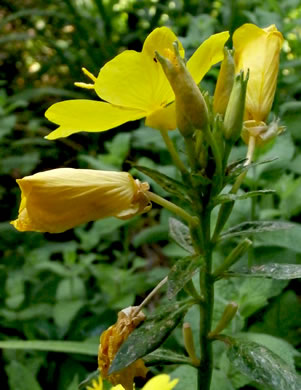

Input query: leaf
[170,365,197,390]
[169,218,194,254]
[108,299,191,374]
[214,190,275,206]
[132,225,168,248]
[0,340,97,355]
[221,221,294,241]
[167,255,202,299]
[5,361,42,390]
[236,333,300,371]
[226,263,301,279]
[227,338,301,390]
[143,348,192,366]
[255,223,301,253]
[132,164,189,201]
[226,157,278,182]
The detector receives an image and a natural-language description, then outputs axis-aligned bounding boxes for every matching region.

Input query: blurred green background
[0,0,300,389]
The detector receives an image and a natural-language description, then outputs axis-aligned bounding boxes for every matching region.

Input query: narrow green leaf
[227,338,301,390]
[133,165,189,201]
[221,221,294,241]
[0,340,97,355]
[214,190,275,206]
[78,370,99,390]
[168,255,201,298]
[169,218,194,254]
[226,157,278,182]
[143,348,192,366]
[108,300,192,375]
[225,263,301,279]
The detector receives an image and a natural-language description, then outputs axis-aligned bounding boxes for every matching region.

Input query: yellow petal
[111,386,125,390]
[45,100,145,140]
[11,169,150,233]
[142,374,179,390]
[187,31,230,85]
[233,23,283,121]
[145,102,177,131]
[95,27,183,114]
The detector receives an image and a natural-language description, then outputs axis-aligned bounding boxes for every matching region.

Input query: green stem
[204,126,223,186]
[197,209,214,390]
[146,191,198,226]
[212,135,256,243]
[159,129,188,175]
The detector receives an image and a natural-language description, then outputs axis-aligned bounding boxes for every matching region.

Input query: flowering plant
[11,24,301,390]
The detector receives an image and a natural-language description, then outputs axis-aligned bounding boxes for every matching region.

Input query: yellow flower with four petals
[45,27,229,139]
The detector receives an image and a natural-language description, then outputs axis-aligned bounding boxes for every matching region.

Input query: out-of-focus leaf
[5,361,42,390]
[0,340,97,355]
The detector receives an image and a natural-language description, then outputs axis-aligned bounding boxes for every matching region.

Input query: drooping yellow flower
[98,306,148,390]
[86,374,178,390]
[45,27,229,139]
[233,24,283,123]
[11,168,150,233]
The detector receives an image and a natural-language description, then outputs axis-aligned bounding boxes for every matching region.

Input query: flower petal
[95,27,183,113]
[187,31,230,85]
[142,374,178,390]
[145,102,177,130]
[45,100,145,140]
[233,23,283,121]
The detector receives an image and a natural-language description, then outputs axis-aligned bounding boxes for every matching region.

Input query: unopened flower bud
[209,302,238,338]
[156,41,208,137]
[182,322,200,366]
[233,24,283,122]
[213,48,235,115]
[241,118,285,146]
[223,71,249,142]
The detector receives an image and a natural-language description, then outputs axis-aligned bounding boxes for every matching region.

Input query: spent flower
[11,168,150,233]
[98,307,147,390]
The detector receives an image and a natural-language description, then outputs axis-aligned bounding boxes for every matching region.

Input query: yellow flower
[233,23,283,122]
[86,374,178,390]
[45,27,229,139]
[98,307,148,390]
[11,168,150,233]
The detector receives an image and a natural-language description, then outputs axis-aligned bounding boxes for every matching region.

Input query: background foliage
[0,0,300,389]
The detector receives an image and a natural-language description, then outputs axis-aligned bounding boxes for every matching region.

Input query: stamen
[82,67,97,82]
[74,82,95,90]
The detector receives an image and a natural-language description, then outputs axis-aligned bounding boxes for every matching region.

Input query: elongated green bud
[182,322,200,366]
[223,71,249,142]
[213,238,252,278]
[208,302,238,338]
[213,48,235,115]
[156,42,208,137]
